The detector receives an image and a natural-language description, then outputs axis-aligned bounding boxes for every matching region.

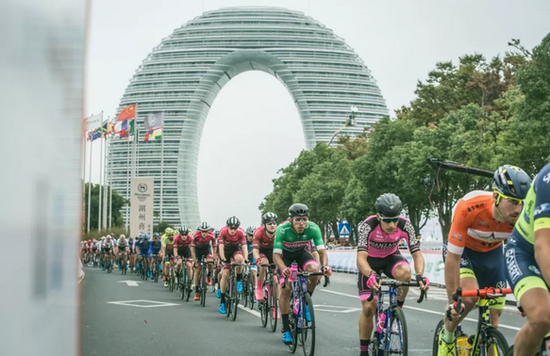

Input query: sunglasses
[378,215,400,224]
[293,217,308,223]
[496,191,523,206]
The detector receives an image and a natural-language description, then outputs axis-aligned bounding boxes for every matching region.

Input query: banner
[130,177,154,237]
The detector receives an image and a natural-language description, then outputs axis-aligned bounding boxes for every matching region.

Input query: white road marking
[107,299,178,308]
[118,280,140,287]
[319,289,521,331]
[237,304,261,318]
[313,305,362,313]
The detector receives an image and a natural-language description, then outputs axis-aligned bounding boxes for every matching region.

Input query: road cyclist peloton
[148,233,162,279]
[436,165,532,355]
[191,223,217,301]
[212,229,223,298]
[218,216,248,314]
[356,193,429,356]
[504,162,550,356]
[273,203,332,345]
[253,212,279,302]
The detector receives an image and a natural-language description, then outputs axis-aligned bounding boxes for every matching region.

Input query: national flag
[117,104,136,122]
[143,113,164,142]
[98,120,109,138]
[87,129,102,142]
[113,119,135,139]
[86,112,103,131]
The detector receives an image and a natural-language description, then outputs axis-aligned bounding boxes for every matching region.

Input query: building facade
[109,6,388,229]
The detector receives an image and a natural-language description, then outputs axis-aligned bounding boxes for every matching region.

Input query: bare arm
[444,251,461,304]
[535,228,550,286]
[411,251,425,275]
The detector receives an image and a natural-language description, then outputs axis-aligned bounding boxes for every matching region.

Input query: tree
[83,183,127,231]
[154,221,174,234]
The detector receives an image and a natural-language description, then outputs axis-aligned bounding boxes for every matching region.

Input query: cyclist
[102,235,114,271]
[246,225,257,300]
[357,193,428,356]
[505,163,550,356]
[253,212,278,301]
[274,203,332,345]
[173,226,193,292]
[192,223,216,301]
[116,235,129,270]
[161,228,177,287]
[90,239,98,265]
[127,236,136,271]
[213,229,223,297]
[148,233,162,279]
[218,216,247,314]
[137,234,150,275]
[437,165,531,355]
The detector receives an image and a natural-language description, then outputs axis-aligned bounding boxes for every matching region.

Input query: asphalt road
[81,267,524,356]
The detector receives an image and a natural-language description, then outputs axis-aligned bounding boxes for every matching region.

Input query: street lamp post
[327,106,358,147]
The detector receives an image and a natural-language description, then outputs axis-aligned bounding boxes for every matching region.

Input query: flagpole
[102,127,109,229]
[98,131,104,231]
[109,136,113,229]
[87,135,93,233]
[126,134,130,232]
[136,128,140,176]
[160,127,164,224]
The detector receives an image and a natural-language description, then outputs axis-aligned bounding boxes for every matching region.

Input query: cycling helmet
[165,227,175,236]
[246,225,256,236]
[198,222,210,232]
[92,239,97,243]
[119,234,125,239]
[289,203,309,217]
[493,165,531,199]
[261,212,278,224]
[375,193,403,217]
[180,225,189,235]
[214,230,220,237]
[153,232,160,237]
[226,216,241,228]
[143,234,150,240]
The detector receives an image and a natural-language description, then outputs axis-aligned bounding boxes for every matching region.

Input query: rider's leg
[392,263,412,307]
[514,287,550,356]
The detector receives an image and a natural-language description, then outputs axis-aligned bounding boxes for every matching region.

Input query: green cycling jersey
[273,220,325,254]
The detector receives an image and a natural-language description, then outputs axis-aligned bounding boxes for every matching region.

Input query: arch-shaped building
[110,6,388,229]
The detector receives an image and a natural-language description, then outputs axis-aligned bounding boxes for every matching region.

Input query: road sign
[338,222,351,237]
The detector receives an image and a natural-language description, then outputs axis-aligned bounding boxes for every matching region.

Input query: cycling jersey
[273,221,325,254]
[357,215,419,258]
[218,226,246,247]
[253,226,275,249]
[191,230,217,249]
[161,234,176,253]
[447,191,513,255]
[173,234,192,249]
[506,163,550,302]
[138,240,150,256]
[149,240,162,255]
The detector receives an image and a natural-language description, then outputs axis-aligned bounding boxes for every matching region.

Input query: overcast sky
[85,0,549,229]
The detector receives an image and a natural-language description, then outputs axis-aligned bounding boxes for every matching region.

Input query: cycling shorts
[279,248,316,277]
[258,247,274,265]
[505,234,549,303]
[357,252,409,300]
[177,246,192,259]
[222,245,243,266]
[195,246,213,263]
[443,244,507,309]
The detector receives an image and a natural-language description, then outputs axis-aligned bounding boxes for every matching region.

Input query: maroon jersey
[218,226,246,247]
[192,230,217,248]
[173,233,192,249]
[252,226,275,249]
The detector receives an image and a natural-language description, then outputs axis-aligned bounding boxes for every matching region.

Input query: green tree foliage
[154,221,174,234]
[84,183,127,231]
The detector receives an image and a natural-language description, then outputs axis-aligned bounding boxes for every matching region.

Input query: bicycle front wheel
[386,306,408,355]
[270,280,278,332]
[201,269,207,307]
[231,275,239,321]
[483,327,509,355]
[302,293,316,356]
[181,269,187,300]
[432,319,445,356]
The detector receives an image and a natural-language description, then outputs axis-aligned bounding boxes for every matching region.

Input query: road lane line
[238,304,261,318]
[319,289,521,331]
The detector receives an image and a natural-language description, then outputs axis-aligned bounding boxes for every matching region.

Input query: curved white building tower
[110,6,388,229]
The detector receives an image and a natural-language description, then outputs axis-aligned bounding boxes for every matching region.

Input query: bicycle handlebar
[281,271,327,289]
[454,287,513,298]
[366,278,427,303]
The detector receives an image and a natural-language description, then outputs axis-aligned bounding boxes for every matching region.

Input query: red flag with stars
[117,104,136,121]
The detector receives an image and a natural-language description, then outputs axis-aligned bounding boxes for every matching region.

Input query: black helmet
[198,222,210,232]
[214,230,220,237]
[375,193,402,217]
[289,203,309,217]
[180,225,189,235]
[261,212,278,224]
[493,165,531,199]
[226,216,241,228]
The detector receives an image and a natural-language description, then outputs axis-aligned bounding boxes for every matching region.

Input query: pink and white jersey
[218,226,246,247]
[357,215,420,258]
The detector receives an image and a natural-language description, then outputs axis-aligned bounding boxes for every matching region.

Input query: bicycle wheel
[185,271,191,302]
[432,319,445,356]
[386,306,408,356]
[231,275,239,321]
[270,280,278,332]
[201,268,207,307]
[505,344,514,356]
[369,332,382,356]
[249,276,255,310]
[302,293,316,356]
[483,327,509,355]
[242,275,249,308]
[181,269,187,300]
[226,278,233,319]
[260,299,268,328]
[288,309,298,353]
